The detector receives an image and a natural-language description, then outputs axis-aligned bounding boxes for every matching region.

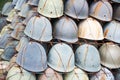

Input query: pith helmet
[1,2,14,16]
[64,67,89,80]
[112,0,120,3]
[37,0,63,18]
[12,0,18,5]
[0,24,11,37]
[65,0,88,19]
[54,17,78,43]
[18,3,31,18]
[90,0,112,21]
[14,0,27,11]
[11,23,25,40]
[16,36,29,52]
[22,10,38,25]
[113,4,120,21]
[16,42,47,72]
[99,43,120,69]
[48,43,75,72]
[0,33,13,49]
[75,44,101,72]
[1,41,18,61]
[0,49,4,55]
[10,14,21,29]
[6,9,17,22]
[6,66,36,80]
[90,67,114,80]
[0,61,9,75]
[24,16,52,42]
[38,68,63,80]
[78,18,104,40]
[28,0,39,6]
[0,17,7,32]
[104,20,120,43]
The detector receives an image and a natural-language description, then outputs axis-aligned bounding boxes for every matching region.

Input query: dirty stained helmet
[112,0,120,3]
[75,44,101,72]
[24,16,52,42]
[38,68,63,80]
[54,17,78,43]
[22,10,38,25]
[1,41,18,61]
[6,9,17,22]
[11,23,25,40]
[78,18,104,40]
[18,3,31,18]
[99,43,120,69]
[90,67,114,80]
[104,20,120,43]
[113,4,120,21]
[37,0,63,18]
[16,42,47,72]
[65,0,88,19]
[1,2,14,16]
[16,36,30,52]
[14,0,27,11]
[90,0,112,21]
[0,61,9,75]
[64,67,89,80]
[28,0,39,6]
[6,66,36,80]
[48,43,75,72]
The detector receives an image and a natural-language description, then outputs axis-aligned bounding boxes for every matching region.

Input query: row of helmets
[0,0,120,80]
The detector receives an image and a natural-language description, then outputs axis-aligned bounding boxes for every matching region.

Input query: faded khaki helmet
[16,36,29,52]
[48,43,75,72]
[78,18,104,40]
[0,24,12,37]
[14,0,27,11]
[112,0,120,3]
[0,49,4,55]
[28,0,39,6]
[54,17,78,43]
[1,40,18,61]
[9,14,21,29]
[6,66,36,80]
[6,9,17,22]
[75,44,101,72]
[1,2,14,16]
[90,67,114,80]
[65,0,88,19]
[104,20,120,43]
[18,3,31,18]
[22,10,38,25]
[38,68,63,80]
[99,43,120,69]
[11,23,25,40]
[113,4,120,21]
[64,67,89,80]
[16,42,47,72]
[37,0,63,18]
[24,16,52,42]
[90,0,112,21]
[0,61,9,75]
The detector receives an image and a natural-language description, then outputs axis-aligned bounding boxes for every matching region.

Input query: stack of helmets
[0,0,120,80]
